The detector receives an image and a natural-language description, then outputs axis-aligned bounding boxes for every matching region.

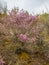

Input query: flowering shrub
[1,8,39,44]
[0,8,49,65]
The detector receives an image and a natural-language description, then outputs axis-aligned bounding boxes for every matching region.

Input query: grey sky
[0,0,49,14]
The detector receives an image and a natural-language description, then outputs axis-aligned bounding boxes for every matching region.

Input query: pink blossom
[27,37,36,43]
[0,56,5,65]
[19,34,27,42]
[32,16,38,21]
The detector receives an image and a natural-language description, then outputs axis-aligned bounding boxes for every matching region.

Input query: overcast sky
[0,0,49,14]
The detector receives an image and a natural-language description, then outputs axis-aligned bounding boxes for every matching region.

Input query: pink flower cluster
[27,37,36,43]
[2,8,39,44]
[0,56,5,65]
[19,34,27,42]
[19,34,37,43]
